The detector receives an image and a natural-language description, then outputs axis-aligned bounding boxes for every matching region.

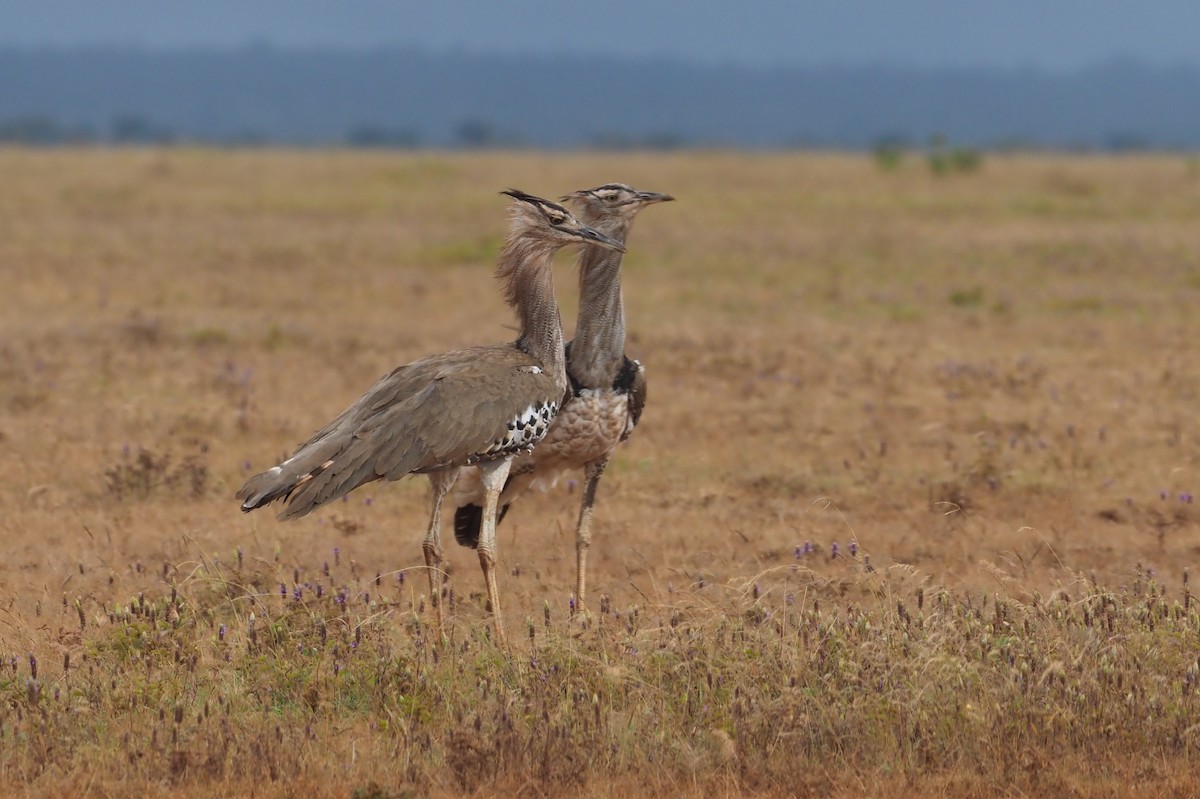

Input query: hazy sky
[1,1,1196,71]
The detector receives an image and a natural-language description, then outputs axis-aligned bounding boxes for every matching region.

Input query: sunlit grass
[3,553,1197,796]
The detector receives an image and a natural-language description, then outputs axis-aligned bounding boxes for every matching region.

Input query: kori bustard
[236,190,626,648]
[450,183,673,611]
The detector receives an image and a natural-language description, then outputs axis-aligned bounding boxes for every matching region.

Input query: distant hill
[1,46,1198,149]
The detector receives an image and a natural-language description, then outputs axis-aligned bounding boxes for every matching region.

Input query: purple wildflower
[831,542,840,558]
[218,624,227,642]
[849,541,858,557]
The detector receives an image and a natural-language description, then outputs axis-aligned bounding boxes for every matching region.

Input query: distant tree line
[0,112,1170,153]
[0,113,699,150]
[0,114,176,145]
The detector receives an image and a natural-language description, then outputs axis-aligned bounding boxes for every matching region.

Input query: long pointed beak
[636,191,675,204]
[579,224,626,253]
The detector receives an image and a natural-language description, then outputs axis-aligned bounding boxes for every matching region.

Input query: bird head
[502,189,626,253]
[561,183,675,230]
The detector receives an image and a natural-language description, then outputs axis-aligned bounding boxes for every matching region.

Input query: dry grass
[2,148,1200,797]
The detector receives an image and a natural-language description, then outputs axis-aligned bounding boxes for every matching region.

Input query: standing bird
[450,183,673,611]
[236,190,626,648]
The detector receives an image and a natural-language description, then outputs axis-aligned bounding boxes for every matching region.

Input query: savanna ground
[2,149,1200,797]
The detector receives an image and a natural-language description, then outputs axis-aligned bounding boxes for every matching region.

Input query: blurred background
[1,0,1198,151]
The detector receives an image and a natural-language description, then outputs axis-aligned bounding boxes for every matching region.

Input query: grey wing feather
[237,345,561,519]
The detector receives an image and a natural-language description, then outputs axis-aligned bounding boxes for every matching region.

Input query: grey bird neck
[569,224,630,389]
[497,236,567,393]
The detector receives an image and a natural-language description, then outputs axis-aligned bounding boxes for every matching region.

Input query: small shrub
[947,147,983,173]
[104,447,210,501]
[927,134,984,175]
[188,327,231,347]
[873,143,905,172]
[121,312,164,347]
[948,286,985,308]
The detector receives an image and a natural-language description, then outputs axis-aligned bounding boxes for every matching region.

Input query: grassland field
[1,149,1200,797]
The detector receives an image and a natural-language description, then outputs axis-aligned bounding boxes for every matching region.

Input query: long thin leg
[573,458,608,613]
[476,457,513,649]
[422,467,460,636]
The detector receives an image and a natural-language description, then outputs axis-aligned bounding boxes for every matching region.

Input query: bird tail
[236,442,347,520]
[453,502,512,548]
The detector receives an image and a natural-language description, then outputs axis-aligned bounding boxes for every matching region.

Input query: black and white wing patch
[617,356,646,441]
[468,398,559,464]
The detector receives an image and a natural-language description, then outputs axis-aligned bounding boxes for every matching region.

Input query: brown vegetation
[1,149,1199,797]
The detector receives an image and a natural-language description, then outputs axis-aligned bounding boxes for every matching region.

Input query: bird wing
[265,345,562,518]
[367,353,562,474]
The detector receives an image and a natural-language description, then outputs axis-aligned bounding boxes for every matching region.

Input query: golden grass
[2,148,1200,797]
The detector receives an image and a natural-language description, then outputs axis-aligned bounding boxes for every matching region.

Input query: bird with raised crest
[235,189,626,648]
[449,183,673,612]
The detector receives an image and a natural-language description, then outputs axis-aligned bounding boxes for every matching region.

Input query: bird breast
[517,388,631,479]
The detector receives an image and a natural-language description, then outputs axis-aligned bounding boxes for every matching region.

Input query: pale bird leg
[573,458,608,613]
[476,457,513,649]
[422,467,460,637]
